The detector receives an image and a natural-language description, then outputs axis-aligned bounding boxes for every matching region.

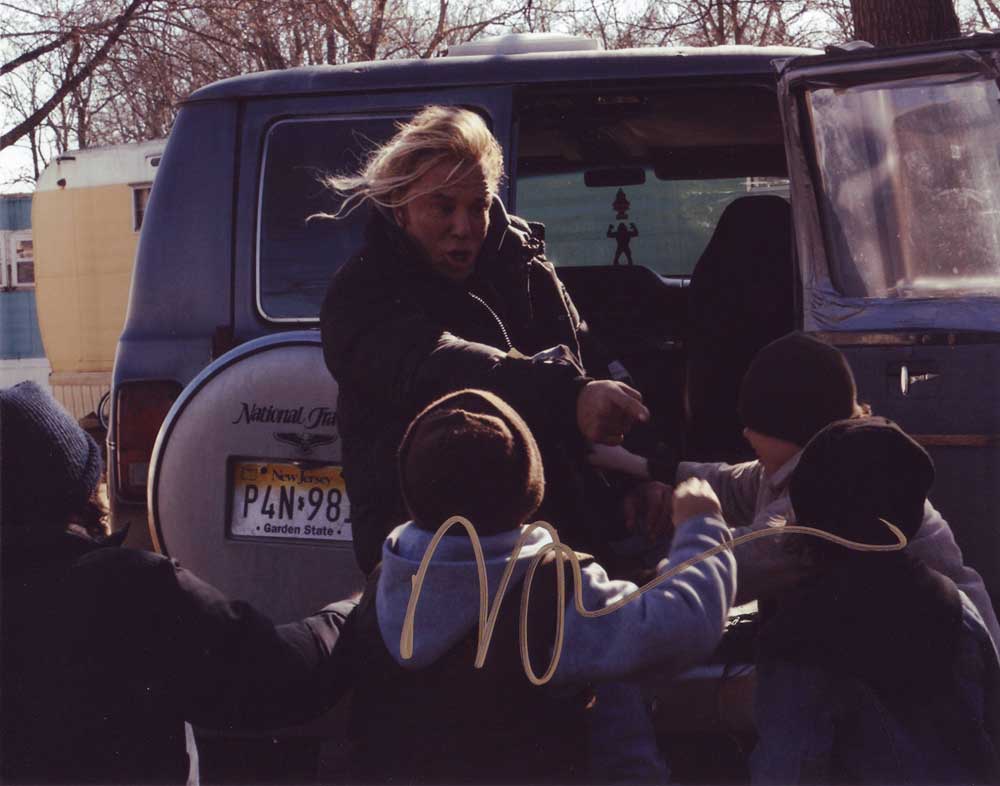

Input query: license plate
[230,460,352,542]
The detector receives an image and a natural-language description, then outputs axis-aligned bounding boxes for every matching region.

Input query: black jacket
[0,529,353,784]
[321,200,609,574]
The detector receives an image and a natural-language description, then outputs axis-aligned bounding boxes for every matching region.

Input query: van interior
[514,85,796,462]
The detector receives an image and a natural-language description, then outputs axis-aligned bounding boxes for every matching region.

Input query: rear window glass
[258,116,402,320]
[517,172,788,274]
[514,88,789,276]
[807,71,1000,299]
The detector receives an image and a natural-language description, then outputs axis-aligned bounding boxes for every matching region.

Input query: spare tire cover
[149,331,364,622]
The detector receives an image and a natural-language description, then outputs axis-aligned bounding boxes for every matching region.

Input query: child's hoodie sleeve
[551,514,736,685]
[910,501,1000,650]
[678,460,808,605]
[676,460,763,530]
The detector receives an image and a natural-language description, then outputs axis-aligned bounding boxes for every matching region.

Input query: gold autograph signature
[400,516,908,685]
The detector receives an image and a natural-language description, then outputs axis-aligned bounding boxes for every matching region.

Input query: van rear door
[777,35,1000,610]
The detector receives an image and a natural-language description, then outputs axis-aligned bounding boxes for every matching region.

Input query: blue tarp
[0,291,45,359]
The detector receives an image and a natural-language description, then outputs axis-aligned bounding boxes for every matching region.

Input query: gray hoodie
[375,513,737,684]
[678,455,1000,651]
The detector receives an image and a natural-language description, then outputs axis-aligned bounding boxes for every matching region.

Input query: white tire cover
[149,332,364,622]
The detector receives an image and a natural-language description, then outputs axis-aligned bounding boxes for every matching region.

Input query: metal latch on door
[900,365,941,397]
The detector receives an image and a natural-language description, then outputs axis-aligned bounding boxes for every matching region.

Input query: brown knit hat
[398,389,544,536]
[738,332,858,447]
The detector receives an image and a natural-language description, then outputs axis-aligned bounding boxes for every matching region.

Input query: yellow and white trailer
[32,139,164,423]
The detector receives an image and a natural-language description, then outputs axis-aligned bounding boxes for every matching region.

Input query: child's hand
[672,478,722,526]
[623,481,673,541]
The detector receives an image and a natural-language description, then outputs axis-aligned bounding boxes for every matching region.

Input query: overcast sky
[1,144,36,194]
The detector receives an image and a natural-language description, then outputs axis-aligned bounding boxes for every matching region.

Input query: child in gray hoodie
[677,332,1000,647]
[345,388,736,784]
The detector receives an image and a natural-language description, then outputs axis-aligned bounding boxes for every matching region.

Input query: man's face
[394,159,492,283]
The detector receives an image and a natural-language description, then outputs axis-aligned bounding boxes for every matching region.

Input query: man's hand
[672,478,722,527]
[576,380,650,445]
[623,481,673,542]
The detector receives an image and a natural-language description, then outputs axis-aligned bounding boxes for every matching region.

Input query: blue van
[111,31,1000,699]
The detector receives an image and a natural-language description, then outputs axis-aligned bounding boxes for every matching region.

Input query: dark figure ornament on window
[608,188,638,265]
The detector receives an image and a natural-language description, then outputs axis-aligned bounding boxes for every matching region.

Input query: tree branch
[2,0,149,150]
[0,28,79,76]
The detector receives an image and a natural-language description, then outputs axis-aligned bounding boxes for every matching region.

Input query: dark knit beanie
[790,416,934,553]
[398,389,544,536]
[738,332,858,446]
[1,381,103,527]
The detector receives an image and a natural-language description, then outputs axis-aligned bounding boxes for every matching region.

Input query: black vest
[348,553,594,785]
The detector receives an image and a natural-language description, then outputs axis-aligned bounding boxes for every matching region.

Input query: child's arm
[675,460,763,529]
[675,461,810,605]
[552,481,737,684]
[909,501,1000,650]
[585,450,763,531]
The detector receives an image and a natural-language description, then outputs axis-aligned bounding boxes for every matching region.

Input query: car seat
[684,194,796,462]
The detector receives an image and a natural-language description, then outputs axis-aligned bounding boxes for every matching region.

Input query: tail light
[114,381,182,502]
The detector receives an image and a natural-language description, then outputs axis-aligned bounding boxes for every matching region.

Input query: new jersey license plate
[230,460,352,542]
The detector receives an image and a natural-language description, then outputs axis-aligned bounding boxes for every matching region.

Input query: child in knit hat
[751,416,1000,785]
[346,388,736,785]
[1,382,355,784]
[675,332,1000,648]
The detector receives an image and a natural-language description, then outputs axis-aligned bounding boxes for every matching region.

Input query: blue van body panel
[117,101,239,385]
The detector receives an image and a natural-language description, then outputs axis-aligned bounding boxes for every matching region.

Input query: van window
[517,172,788,274]
[257,116,403,320]
[514,88,788,276]
[807,71,1000,299]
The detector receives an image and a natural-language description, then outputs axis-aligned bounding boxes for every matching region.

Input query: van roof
[186,45,818,103]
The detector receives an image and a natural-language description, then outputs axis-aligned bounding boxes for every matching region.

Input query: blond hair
[315,106,503,220]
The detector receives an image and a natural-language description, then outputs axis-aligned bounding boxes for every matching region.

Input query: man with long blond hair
[320,106,671,579]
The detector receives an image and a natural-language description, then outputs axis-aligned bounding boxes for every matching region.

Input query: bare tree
[1,0,152,150]
[959,0,1000,29]
[2,0,539,164]
[663,0,816,46]
[811,0,855,41]
[851,0,960,45]
[527,0,831,50]
[0,0,888,179]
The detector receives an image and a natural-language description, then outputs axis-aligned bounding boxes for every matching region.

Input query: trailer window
[257,115,403,321]
[10,233,34,287]
[132,185,152,232]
